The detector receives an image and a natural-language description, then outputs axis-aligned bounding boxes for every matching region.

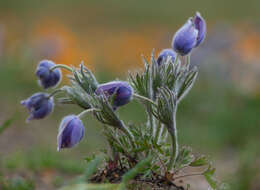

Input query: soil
[90,166,184,190]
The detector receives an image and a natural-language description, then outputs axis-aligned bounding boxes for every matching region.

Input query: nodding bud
[21,92,54,122]
[172,12,206,56]
[157,49,177,66]
[95,81,133,109]
[36,60,62,89]
[57,115,85,151]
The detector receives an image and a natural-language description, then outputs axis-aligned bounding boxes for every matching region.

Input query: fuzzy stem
[186,54,191,70]
[155,121,162,143]
[77,108,100,118]
[50,64,73,72]
[162,129,168,143]
[118,120,136,149]
[158,123,166,144]
[133,93,157,137]
[148,110,156,137]
[133,93,157,106]
[160,124,168,142]
[167,106,178,171]
[48,89,63,98]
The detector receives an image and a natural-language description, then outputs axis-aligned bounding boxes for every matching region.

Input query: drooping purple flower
[21,92,54,122]
[172,12,206,55]
[57,115,85,151]
[194,12,206,47]
[157,49,177,66]
[95,81,133,109]
[36,60,62,89]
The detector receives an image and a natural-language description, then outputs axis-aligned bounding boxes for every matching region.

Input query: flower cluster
[21,12,224,189]
[21,59,133,150]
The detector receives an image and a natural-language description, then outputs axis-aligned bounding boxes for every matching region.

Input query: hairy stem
[161,125,168,143]
[185,54,191,70]
[50,64,73,72]
[118,120,136,149]
[133,93,157,106]
[133,93,157,138]
[148,109,156,137]
[155,121,162,143]
[48,89,64,98]
[168,106,178,170]
[77,108,100,118]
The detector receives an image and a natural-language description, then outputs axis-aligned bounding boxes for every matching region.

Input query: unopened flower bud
[95,81,133,109]
[21,92,54,122]
[57,115,85,151]
[157,49,176,66]
[172,19,198,56]
[172,12,206,55]
[36,60,62,89]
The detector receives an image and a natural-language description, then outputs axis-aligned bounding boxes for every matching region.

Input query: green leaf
[203,166,217,189]
[190,156,208,167]
[174,147,194,170]
[0,116,15,135]
[121,156,152,183]
[74,155,104,183]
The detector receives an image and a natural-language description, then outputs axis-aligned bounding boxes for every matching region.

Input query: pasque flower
[172,12,206,55]
[157,49,176,66]
[21,92,54,122]
[95,81,133,109]
[36,60,62,89]
[57,115,85,151]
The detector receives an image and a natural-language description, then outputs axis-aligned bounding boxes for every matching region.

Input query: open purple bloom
[157,49,177,66]
[36,60,62,89]
[172,12,206,55]
[21,92,54,122]
[95,81,133,109]
[57,115,85,151]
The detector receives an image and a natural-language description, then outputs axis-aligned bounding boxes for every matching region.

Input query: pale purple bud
[172,12,206,55]
[36,60,62,89]
[157,49,177,66]
[95,81,133,109]
[172,19,198,56]
[21,92,54,122]
[57,115,85,151]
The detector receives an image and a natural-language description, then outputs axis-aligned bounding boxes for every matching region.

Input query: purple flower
[57,115,85,151]
[36,60,62,89]
[157,49,176,66]
[172,12,206,55]
[21,92,54,122]
[95,81,133,109]
[193,12,206,47]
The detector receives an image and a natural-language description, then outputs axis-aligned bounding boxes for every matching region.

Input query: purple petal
[194,12,206,47]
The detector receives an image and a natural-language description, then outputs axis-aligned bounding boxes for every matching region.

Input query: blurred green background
[0,0,260,189]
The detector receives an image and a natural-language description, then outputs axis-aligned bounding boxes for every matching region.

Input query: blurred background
[0,0,259,189]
